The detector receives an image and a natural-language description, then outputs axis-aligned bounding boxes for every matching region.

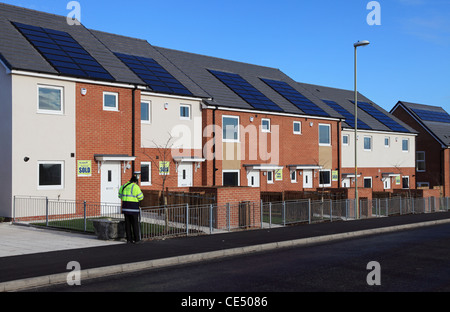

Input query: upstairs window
[416,151,425,172]
[402,139,409,152]
[261,118,271,132]
[319,124,331,146]
[180,104,191,120]
[103,92,118,111]
[222,116,239,142]
[293,121,302,134]
[141,101,151,123]
[38,85,63,114]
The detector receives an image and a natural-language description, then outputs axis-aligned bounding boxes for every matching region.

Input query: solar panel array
[412,108,450,123]
[261,78,329,117]
[115,52,192,96]
[208,70,283,112]
[355,101,410,133]
[13,22,114,81]
[322,100,371,130]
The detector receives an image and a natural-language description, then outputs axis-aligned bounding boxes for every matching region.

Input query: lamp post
[354,40,370,219]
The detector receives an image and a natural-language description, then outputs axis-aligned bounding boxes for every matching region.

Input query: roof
[299,82,417,134]
[394,101,450,146]
[154,46,343,119]
[0,3,142,85]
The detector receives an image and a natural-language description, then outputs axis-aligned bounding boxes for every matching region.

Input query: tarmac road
[2,211,450,292]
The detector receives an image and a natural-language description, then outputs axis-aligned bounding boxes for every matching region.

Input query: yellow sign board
[159,161,170,175]
[77,160,92,177]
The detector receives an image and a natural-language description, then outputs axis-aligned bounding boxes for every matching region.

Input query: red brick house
[391,101,450,196]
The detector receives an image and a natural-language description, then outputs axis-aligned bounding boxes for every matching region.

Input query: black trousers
[124,213,140,242]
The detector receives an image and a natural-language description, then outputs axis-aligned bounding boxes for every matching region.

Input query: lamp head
[354,40,370,48]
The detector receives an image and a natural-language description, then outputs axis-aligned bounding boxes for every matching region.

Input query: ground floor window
[223,170,240,186]
[364,177,372,188]
[402,176,410,189]
[319,169,331,187]
[140,162,151,186]
[38,161,63,189]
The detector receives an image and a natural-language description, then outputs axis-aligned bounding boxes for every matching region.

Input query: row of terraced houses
[0,3,449,219]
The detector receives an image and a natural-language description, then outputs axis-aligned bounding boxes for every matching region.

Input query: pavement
[1,211,450,292]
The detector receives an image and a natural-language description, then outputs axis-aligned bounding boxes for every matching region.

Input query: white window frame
[363,177,372,188]
[37,161,64,190]
[141,101,151,124]
[222,170,240,186]
[37,85,64,115]
[180,104,191,120]
[402,138,409,152]
[261,118,271,133]
[319,124,331,146]
[222,115,240,143]
[402,176,410,189]
[103,92,118,111]
[319,169,331,187]
[364,136,372,151]
[290,170,297,183]
[416,151,426,172]
[293,121,302,135]
[267,170,274,184]
[384,137,390,148]
[140,162,152,186]
[342,134,349,145]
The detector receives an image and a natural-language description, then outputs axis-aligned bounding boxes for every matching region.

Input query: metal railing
[12,195,450,240]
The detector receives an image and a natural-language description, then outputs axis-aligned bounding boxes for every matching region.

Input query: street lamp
[354,40,370,219]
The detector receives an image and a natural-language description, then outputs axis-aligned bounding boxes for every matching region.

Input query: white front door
[383,177,391,190]
[178,163,193,187]
[101,162,121,214]
[247,170,260,187]
[342,178,351,188]
[303,170,313,189]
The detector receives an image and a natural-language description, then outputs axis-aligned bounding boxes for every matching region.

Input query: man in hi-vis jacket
[118,175,144,243]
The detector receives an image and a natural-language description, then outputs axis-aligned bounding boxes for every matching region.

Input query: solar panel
[13,22,114,81]
[412,108,450,123]
[261,78,329,117]
[115,52,192,96]
[322,100,371,130]
[354,101,410,133]
[208,70,283,112]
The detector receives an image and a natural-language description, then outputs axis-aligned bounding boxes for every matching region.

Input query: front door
[178,163,193,187]
[303,170,313,189]
[383,177,391,190]
[247,170,260,187]
[101,162,121,214]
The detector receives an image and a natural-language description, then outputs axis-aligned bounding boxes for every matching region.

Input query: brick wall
[75,83,139,203]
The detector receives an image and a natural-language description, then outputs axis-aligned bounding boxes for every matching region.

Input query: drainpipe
[132,87,137,174]
[212,106,217,186]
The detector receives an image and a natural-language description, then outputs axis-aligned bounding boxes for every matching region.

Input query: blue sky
[3,0,450,112]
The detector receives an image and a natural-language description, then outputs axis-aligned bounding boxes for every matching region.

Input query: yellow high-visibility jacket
[118,182,144,214]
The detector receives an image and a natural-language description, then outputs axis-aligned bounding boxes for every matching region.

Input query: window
[223,170,240,186]
[180,104,191,120]
[140,162,151,186]
[364,177,372,188]
[364,136,372,151]
[38,161,63,189]
[38,85,63,114]
[290,170,297,183]
[342,134,349,145]
[384,137,390,147]
[261,118,271,132]
[141,101,151,123]
[402,139,409,152]
[319,170,331,187]
[319,124,331,145]
[416,151,426,172]
[222,116,239,142]
[103,92,118,111]
[293,121,302,134]
[417,182,429,188]
[267,171,274,184]
[402,176,410,189]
